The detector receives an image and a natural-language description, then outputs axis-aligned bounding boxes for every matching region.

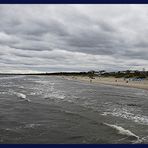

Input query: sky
[0,4,148,73]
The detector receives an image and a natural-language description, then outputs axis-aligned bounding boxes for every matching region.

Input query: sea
[0,75,148,144]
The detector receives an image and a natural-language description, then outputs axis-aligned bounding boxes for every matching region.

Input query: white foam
[0,92,8,95]
[30,92,36,95]
[0,75,25,80]
[16,92,26,99]
[44,89,66,100]
[48,93,65,100]
[14,92,30,102]
[103,123,139,139]
[19,86,25,89]
[24,123,41,128]
[102,109,148,125]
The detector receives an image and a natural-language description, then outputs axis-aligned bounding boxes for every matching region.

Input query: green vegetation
[101,70,148,79]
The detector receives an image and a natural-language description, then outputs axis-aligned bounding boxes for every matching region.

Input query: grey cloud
[121,49,148,60]
[0,4,148,73]
[97,21,116,33]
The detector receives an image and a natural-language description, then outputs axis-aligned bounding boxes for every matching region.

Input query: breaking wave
[103,123,141,143]
[0,90,30,102]
[15,92,26,99]
[102,109,148,125]
[44,90,65,100]
[14,92,30,102]
[103,123,138,138]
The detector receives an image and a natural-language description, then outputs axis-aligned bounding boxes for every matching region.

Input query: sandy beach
[64,76,148,91]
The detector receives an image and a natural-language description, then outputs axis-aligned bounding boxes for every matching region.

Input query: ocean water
[0,75,148,144]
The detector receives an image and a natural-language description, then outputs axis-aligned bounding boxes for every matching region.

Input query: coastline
[63,76,148,91]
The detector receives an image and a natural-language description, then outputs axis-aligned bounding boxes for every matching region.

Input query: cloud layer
[0,4,148,73]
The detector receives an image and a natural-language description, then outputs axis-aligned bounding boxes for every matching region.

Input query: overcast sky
[0,4,148,73]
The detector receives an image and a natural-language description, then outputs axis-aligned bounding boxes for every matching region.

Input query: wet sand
[64,76,148,91]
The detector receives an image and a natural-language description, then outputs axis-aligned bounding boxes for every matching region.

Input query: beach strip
[64,76,148,91]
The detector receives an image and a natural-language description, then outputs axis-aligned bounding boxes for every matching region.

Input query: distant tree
[88,70,95,79]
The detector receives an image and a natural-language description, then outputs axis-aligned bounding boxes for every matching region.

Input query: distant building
[94,70,106,76]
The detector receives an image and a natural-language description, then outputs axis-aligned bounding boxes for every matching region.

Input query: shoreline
[63,76,148,91]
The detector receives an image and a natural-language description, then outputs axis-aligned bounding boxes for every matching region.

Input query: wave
[24,123,41,128]
[44,92,65,100]
[0,90,30,102]
[102,110,148,125]
[103,123,142,143]
[0,75,25,80]
[14,92,30,102]
[0,92,9,95]
[16,92,26,99]
[103,123,138,138]
[5,123,41,132]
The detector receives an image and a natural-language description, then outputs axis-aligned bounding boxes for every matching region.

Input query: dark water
[0,75,148,144]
